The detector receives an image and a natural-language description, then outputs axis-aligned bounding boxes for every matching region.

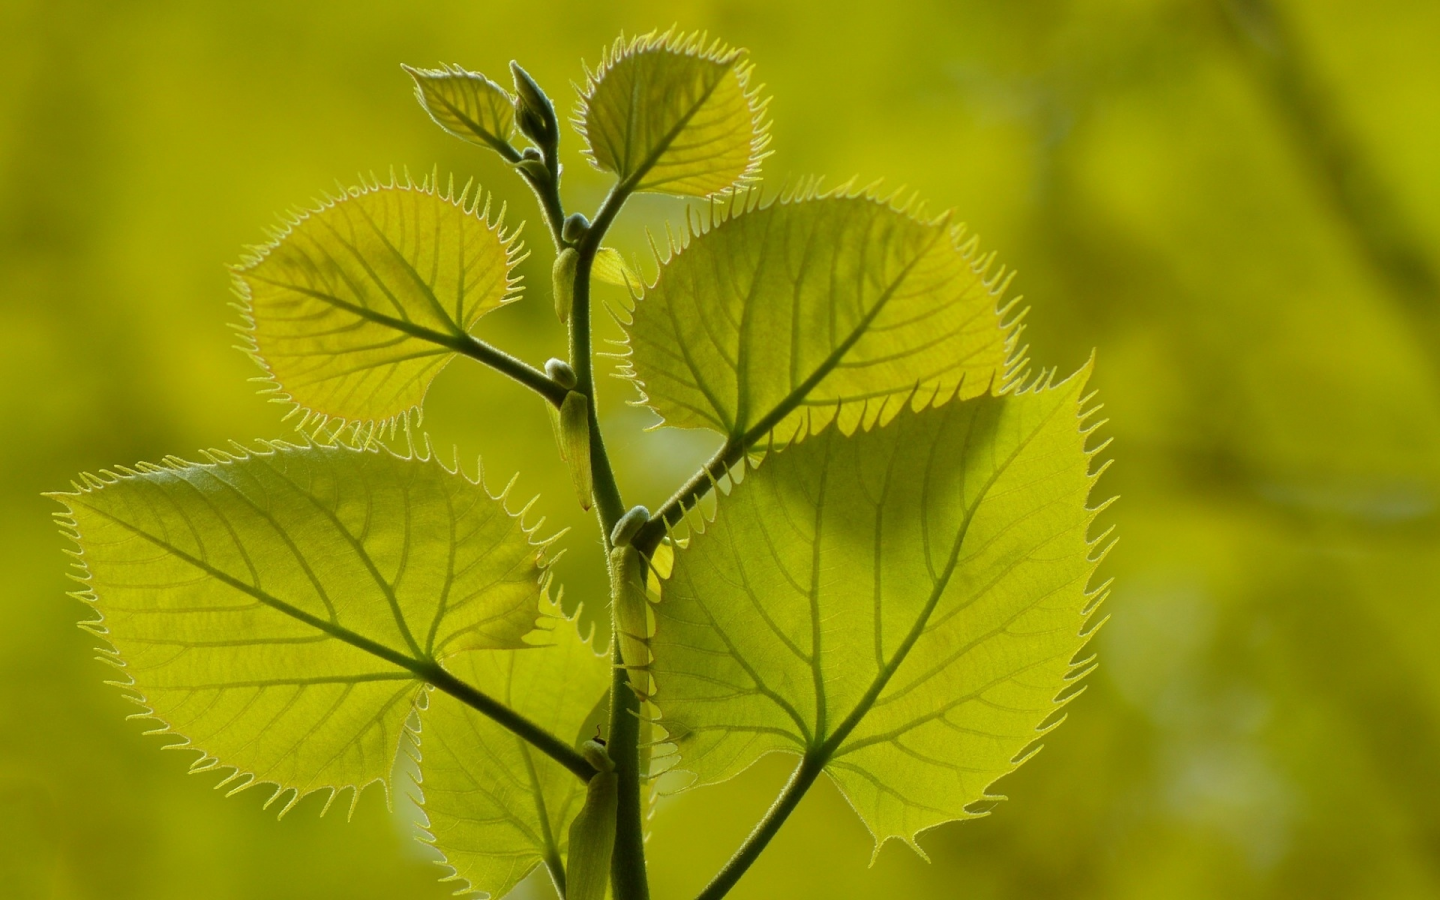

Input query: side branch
[633,438,743,555]
[693,753,826,900]
[415,660,597,782]
[445,332,569,407]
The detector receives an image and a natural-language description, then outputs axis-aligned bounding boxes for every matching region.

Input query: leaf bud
[562,212,590,244]
[610,505,650,548]
[510,61,558,148]
[513,155,549,183]
[544,357,577,390]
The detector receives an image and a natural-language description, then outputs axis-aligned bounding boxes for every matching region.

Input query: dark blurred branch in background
[1216,0,1440,315]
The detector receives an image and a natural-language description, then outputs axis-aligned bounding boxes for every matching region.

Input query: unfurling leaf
[404,64,516,154]
[563,741,618,900]
[624,188,1020,445]
[558,391,593,510]
[49,441,546,813]
[649,365,1110,852]
[233,173,523,434]
[414,596,610,900]
[553,247,578,324]
[577,30,768,197]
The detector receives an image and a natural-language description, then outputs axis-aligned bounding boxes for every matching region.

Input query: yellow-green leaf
[593,247,643,295]
[233,173,523,435]
[50,441,546,813]
[649,366,1110,852]
[625,188,1020,444]
[576,30,768,198]
[404,64,516,153]
[558,390,593,510]
[562,741,618,900]
[414,596,610,900]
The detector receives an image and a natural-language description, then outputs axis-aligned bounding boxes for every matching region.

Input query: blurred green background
[3,0,1438,897]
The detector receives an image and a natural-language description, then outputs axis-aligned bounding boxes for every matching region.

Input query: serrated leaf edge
[46,434,563,820]
[612,181,1031,442]
[639,359,1116,856]
[572,27,773,197]
[229,167,528,447]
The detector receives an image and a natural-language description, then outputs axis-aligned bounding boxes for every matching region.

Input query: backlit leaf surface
[577,30,767,197]
[405,64,517,153]
[625,190,1018,445]
[51,441,545,811]
[233,175,523,434]
[649,367,1109,850]
[413,596,609,900]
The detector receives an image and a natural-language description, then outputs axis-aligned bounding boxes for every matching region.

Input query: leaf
[592,247,643,295]
[623,188,1021,446]
[647,365,1111,852]
[49,440,547,813]
[558,390,594,511]
[233,172,524,437]
[404,64,516,154]
[412,596,610,900]
[561,742,617,900]
[576,30,769,198]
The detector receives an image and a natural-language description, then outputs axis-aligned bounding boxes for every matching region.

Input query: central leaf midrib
[735,221,946,444]
[815,392,1070,761]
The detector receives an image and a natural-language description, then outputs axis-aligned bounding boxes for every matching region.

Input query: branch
[633,438,742,556]
[414,660,597,782]
[1216,0,1440,309]
[694,754,826,900]
[444,332,569,407]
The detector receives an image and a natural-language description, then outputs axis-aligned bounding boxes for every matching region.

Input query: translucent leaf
[648,365,1110,852]
[592,247,642,295]
[50,441,546,813]
[233,173,524,436]
[404,64,516,153]
[624,189,1020,445]
[413,595,609,900]
[576,30,768,198]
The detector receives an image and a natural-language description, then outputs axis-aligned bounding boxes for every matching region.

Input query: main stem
[569,179,648,899]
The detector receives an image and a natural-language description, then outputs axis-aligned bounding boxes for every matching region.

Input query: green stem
[416,661,597,782]
[633,438,740,555]
[574,181,649,900]
[521,119,645,894]
[693,754,826,900]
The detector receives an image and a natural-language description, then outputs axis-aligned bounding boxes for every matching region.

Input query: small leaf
[553,247,578,324]
[49,441,546,813]
[649,365,1110,852]
[404,64,516,154]
[625,188,1020,444]
[558,391,593,511]
[563,742,618,900]
[609,542,652,696]
[233,173,523,436]
[592,247,643,295]
[414,596,610,900]
[576,30,768,198]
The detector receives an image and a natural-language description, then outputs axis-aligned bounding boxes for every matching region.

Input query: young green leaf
[648,366,1110,853]
[576,30,769,197]
[233,172,524,436]
[624,188,1020,446]
[412,595,610,900]
[562,741,619,900]
[49,441,547,813]
[558,390,594,511]
[404,64,517,155]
